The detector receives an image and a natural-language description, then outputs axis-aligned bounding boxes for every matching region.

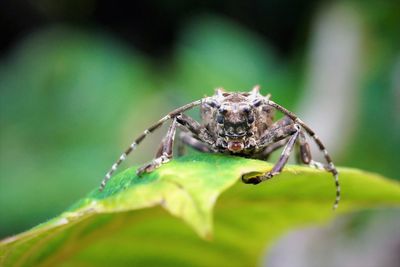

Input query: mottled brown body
[201,88,276,155]
[100,86,340,209]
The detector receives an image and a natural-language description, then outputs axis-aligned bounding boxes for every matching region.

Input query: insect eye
[219,107,228,114]
[216,114,224,124]
[206,100,220,109]
[253,99,262,107]
[248,115,254,124]
[243,107,250,114]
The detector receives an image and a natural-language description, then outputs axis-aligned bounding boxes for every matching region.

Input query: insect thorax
[200,88,275,153]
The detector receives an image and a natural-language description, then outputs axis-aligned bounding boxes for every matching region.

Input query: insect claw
[241,174,262,184]
[136,164,153,176]
[136,169,144,177]
[243,177,261,184]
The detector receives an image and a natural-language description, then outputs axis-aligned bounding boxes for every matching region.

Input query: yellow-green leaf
[1,154,399,267]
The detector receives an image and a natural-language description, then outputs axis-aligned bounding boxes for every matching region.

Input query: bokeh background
[0,0,399,263]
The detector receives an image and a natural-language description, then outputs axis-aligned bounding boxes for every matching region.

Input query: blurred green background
[0,0,399,245]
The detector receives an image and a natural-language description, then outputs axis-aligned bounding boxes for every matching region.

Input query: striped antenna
[99,99,203,191]
[267,100,340,210]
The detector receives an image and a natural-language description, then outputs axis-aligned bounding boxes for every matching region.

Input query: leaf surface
[1,154,399,267]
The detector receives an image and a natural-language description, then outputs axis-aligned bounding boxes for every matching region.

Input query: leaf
[1,154,399,267]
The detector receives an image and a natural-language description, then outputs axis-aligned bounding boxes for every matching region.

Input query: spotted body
[100,86,340,209]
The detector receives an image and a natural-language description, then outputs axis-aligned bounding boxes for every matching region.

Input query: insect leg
[179,132,213,153]
[136,111,214,175]
[295,131,329,169]
[176,132,186,157]
[254,116,293,160]
[296,130,312,164]
[175,114,203,156]
[99,115,170,191]
[136,118,178,176]
[243,124,300,184]
[259,123,298,145]
[99,98,203,191]
[267,100,340,209]
[256,138,289,160]
[176,113,214,146]
[175,113,202,134]
[175,113,214,154]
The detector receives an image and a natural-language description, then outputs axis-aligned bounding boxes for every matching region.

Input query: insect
[99,86,340,209]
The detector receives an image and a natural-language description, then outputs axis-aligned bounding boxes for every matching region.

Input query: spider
[99,86,340,209]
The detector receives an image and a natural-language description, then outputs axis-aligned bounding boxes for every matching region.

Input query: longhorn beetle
[99,86,340,209]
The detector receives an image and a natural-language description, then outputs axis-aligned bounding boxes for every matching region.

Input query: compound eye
[253,99,262,107]
[248,115,254,124]
[206,100,220,109]
[219,107,228,114]
[216,114,224,124]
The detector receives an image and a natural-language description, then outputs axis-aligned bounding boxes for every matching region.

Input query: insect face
[215,96,256,152]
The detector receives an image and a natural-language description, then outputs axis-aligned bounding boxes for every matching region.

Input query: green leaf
[1,154,399,267]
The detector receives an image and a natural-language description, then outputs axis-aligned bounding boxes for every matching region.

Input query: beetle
[99,86,340,209]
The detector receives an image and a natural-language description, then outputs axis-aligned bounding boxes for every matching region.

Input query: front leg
[137,118,178,176]
[243,124,300,184]
[296,131,332,171]
[251,116,293,159]
[179,131,213,153]
[176,113,214,146]
[254,138,289,160]
[137,113,213,175]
